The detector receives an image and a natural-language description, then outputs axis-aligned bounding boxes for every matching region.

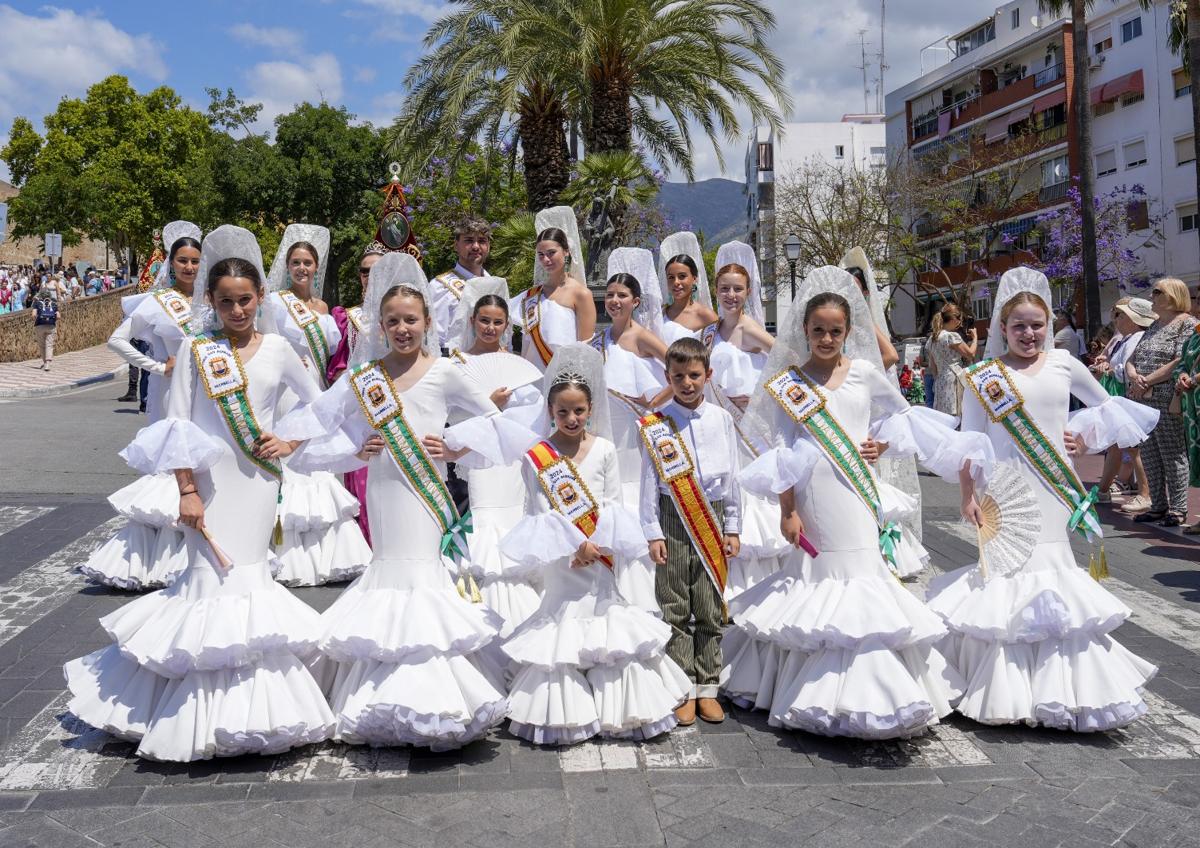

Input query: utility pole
[857,30,871,113]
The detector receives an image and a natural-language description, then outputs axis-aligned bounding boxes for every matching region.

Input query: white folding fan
[460,351,544,394]
[973,461,1040,580]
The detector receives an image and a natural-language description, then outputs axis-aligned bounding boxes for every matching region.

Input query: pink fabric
[327,306,352,384]
[344,467,371,546]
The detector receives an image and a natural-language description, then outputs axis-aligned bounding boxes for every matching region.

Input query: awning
[1006,103,1035,126]
[1032,87,1067,113]
[937,110,952,137]
[985,114,1010,144]
[1001,217,1036,237]
[1102,69,1144,101]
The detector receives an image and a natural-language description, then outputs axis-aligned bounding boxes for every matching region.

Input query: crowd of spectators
[0,263,129,314]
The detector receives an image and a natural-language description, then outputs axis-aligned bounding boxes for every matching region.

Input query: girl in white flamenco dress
[594,249,670,613]
[928,267,1159,731]
[275,254,536,750]
[445,276,547,637]
[261,224,372,587]
[723,266,990,739]
[706,243,792,598]
[80,221,203,591]
[64,226,335,762]
[656,232,719,346]
[499,344,691,745]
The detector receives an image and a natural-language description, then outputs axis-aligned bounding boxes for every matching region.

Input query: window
[1174,68,1191,98]
[1176,135,1196,167]
[1012,8,1020,29]
[1179,202,1198,233]
[1121,92,1144,107]
[1123,138,1147,169]
[1095,148,1117,177]
[1041,154,1069,187]
[756,142,773,171]
[1093,101,1116,118]
[1127,200,1149,230]
[1092,22,1112,53]
[1121,16,1142,43]
[834,145,845,159]
[972,290,994,319]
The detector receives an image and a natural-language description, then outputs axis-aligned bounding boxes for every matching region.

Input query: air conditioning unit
[1089,53,1106,70]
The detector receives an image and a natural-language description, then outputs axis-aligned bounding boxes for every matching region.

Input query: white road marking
[0,516,125,648]
[0,505,54,537]
[0,693,126,791]
[267,744,411,782]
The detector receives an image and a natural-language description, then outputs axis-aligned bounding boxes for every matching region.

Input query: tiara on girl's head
[550,369,589,388]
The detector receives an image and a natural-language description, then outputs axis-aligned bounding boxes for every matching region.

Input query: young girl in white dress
[707,243,790,598]
[512,206,596,370]
[595,248,669,612]
[724,266,988,739]
[64,225,335,762]
[275,253,536,750]
[928,267,1159,731]
[657,232,718,346]
[500,344,691,744]
[262,225,372,587]
[81,221,203,591]
[445,276,547,636]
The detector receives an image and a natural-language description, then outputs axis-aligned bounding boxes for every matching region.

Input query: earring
[168,268,176,284]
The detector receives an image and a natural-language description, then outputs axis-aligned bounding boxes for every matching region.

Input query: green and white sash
[278,291,330,375]
[962,358,1102,541]
[154,289,196,336]
[191,334,280,479]
[765,366,902,568]
[348,360,471,564]
[434,270,466,300]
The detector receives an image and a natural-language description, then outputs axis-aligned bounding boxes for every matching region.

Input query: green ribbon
[878,521,902,566]
[440,510,474,565]
[1067,485,1101,540]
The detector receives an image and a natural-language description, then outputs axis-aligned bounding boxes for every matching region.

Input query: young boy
[639,337,741,725]
[431,216,491,355]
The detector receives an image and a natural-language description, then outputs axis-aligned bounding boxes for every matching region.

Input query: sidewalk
[0,343,126,399]
[1075,452,1199,539]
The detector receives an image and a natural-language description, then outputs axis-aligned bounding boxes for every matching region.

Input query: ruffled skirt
[272,470,372,587]
[926,542,1157,731]
[79,475,188,591]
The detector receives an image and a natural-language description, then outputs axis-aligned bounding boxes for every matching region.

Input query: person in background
[928,302,977,416]
[32,289,58,370]
[1053,308,1086,359]
[1174,290,1200,534]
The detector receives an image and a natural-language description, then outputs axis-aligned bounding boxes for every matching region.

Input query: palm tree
[1039,0,1102,338]
[1157,0,1200,256]
[388,0,791,212]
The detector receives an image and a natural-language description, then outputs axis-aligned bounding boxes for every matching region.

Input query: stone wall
[0,285,133,362]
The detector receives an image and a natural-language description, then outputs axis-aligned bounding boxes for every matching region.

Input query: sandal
[1133,511,1166,523]
[1159,515,1183,527]
[1183,521,1200,535]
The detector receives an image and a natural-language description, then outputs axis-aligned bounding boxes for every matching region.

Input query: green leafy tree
[1,118,42,186]
[205,86,264,138]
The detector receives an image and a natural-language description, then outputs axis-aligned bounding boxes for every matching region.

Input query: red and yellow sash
[526,440,613,569]
[637,411,727,594]
[522,286,554,366]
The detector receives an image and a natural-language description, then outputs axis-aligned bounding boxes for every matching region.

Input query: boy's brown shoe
[674,699,696,726]
[697,697,725,723]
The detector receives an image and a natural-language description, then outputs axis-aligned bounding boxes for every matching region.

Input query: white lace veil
[658,231,712,310]
[352,252,437,365]
[450,275,512,351]
[606,247,664,338]
[985,266,1056,358]
[267,224,332,300]
[154,220,202,289]
[840,246,888,341]
[715,240,766,326]
[539,342,612,441]
[192,225,268,334]
[742,265,883,450]
[534,206,585,285]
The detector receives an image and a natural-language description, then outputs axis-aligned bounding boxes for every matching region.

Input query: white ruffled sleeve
[739,439,822,497]
[1064,354,1159,451]
[865,364,994,481]
[499,458,586,567]
[118,338,224,474]
[590,441,649,559]
[276,376,371,474]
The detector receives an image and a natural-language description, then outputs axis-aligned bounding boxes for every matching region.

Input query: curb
[0,366,125,399]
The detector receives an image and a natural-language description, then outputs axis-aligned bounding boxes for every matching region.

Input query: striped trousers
[1141,411,1190,517]
[656,494,724,699]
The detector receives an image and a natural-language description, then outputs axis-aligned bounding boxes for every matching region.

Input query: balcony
[1039,181,1069,203]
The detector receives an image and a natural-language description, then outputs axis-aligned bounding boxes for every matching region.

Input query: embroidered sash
[764,366,902,568]
[345,305,364,355]
[522,286,554,366]
[154,289,196,337]
[434,270,466,300]
[637,411,727,594]
[700,321,719,350]
[279,291,330,375]
[526,440,613,570]
[588,326,609,359]
[348,361,471,563]
[191,335,280,478]
[962,358,1102,541]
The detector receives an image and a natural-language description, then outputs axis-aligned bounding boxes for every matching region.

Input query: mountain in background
[655,178,748,246]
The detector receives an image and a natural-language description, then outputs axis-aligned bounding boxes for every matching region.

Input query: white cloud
[0,4,167,181]
[229,23,305,53]
[353,66,378,84]
[352,0,445,24]
[245,52,345,130]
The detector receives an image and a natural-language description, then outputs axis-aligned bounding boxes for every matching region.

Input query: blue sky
[0,1,972,184]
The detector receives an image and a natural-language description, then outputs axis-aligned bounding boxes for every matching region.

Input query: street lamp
[784,233,801,301]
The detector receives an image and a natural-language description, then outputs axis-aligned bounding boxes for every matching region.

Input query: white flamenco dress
[708,337,791,598]
[454,355,547,637]
[80,291,195,590]
[276,359,533,749]
[926,350,1159,731]
[660,319,700,345]
[64,335,335,762]
[512,292,578,370]
[500,437,691,744]
[262,290,372,587]
[601,337,667,613]
[724,359,982,738]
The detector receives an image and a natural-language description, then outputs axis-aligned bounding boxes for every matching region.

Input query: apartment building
[744,115,887,327]
[883,0,1193,336]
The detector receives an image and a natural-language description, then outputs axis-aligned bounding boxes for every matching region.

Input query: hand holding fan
[461,351,543,394]
[972,462,1039,580]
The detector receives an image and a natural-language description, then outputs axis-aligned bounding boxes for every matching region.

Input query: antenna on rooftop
[877,0,889,113]
[856,29,871,113]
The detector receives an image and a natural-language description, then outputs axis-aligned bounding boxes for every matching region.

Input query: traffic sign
[45,232,62,257]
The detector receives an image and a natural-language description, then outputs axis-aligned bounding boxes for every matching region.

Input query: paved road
[0,388,1198,847]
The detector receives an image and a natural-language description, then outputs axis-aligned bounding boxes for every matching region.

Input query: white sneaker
[1121,495,1151,514]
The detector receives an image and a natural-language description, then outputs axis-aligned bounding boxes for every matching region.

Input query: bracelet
[179,488,198,496]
